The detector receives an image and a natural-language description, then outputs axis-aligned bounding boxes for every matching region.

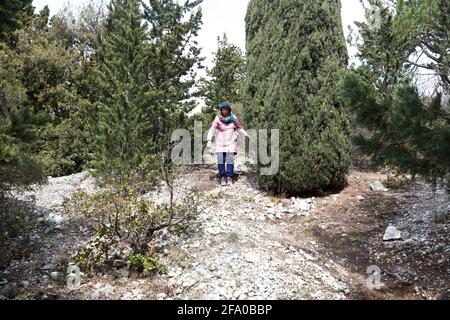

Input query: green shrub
[64,167,207,274]
[127,252,167,274]
[385,173,414,189]
[0,195,42,268]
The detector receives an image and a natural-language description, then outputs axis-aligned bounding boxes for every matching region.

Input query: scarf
[218,112,236,124]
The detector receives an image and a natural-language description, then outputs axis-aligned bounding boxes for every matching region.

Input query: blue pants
[217,152,234,178]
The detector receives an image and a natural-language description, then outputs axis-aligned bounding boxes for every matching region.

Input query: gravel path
[1,160,448,300]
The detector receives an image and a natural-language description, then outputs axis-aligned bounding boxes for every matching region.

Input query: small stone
[414,217,424,223]
[383,225,402,241]
[131,288,142,298]
[292,198,311,211]
[370,181,387,192]
[208,264,218,272]
[221,210,232,216]
[182,279,196,288]
[113,259,128,268]
[206,227,221,235]
[271,241,283,248]
[154,229,169,241]
[50,272,60,281]
[101,284,115,295]
[297,210,309,217]
[245,251,260,263]
[357,195,365,201]
[157,293,167,299]
[42,264,54,271]
[218,287,227,297]
[91,291,101,300]
[284,208,295,214]
[20,280,30,287]
[50,214,64,225]
[116,268,130,278]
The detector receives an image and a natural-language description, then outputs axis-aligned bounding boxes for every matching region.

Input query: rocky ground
[0,158,449,300]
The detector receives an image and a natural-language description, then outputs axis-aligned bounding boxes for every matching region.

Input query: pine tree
[0,3,50,194]
[0,0,34,43]
[89,0,154,177]
[201,34,245,114]
[8,7,90,176]
[0,43,47,195]
[244,0,351,195]
[142,0,204,142]
[342,0,450,188]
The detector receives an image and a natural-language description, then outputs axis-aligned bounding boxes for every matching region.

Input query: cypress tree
[89,0,154,176]
[244,0,351,195]
[201,34,245,114]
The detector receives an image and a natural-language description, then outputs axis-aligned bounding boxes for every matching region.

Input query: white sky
[33,0,366,68]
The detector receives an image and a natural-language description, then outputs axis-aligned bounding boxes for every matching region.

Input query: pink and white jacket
[207,115,250,154]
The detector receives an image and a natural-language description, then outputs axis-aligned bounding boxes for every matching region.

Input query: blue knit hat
[218,101,231,110]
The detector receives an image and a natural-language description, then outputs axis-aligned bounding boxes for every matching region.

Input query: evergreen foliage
[244,0,351,195]
[201,34,245,115]
[342,0,450,188]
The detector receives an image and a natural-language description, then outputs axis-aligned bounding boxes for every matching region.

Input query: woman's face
[221,108,230,116]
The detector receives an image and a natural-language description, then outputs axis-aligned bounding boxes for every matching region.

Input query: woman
[206,101,250,186]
